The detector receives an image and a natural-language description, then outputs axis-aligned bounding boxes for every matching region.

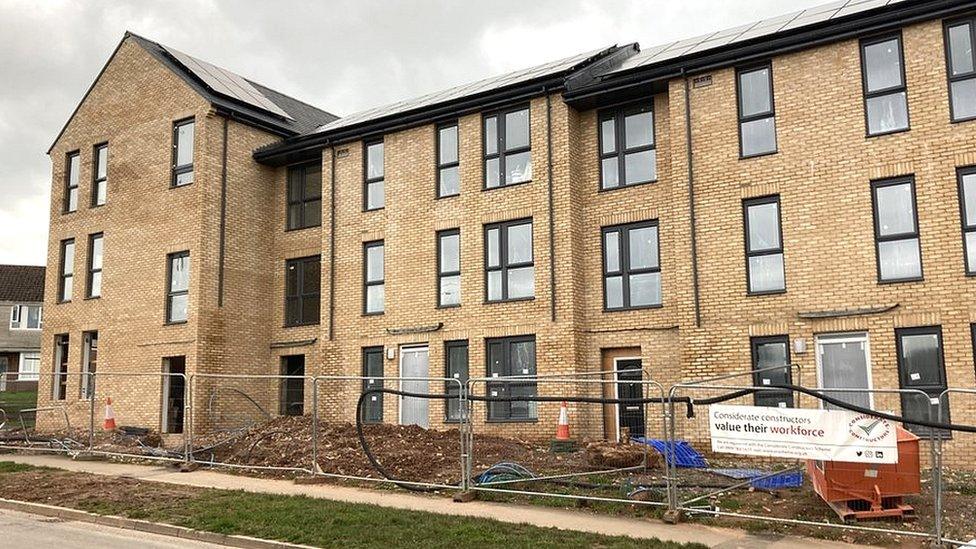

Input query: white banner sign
[709,405,898,464]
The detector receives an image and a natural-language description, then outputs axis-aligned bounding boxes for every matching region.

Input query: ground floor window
[445,340,468,422]
[896,327,950,438]
[162,356,186,434]
[361,347,384,423]
[18,352,40,381]
[80,331,98,399]
[486,335,537,421]
[279,355,305,416]
[53,334,69,400]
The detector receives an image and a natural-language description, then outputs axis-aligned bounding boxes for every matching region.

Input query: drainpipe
[546,88,557,323]
[328,144,337,341]
[217,117,228,307]
[683,69,702,328]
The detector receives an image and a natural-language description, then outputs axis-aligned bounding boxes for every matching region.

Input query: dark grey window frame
[895,326,950,439]
[285,255,321,327]
[972,323,976,381]
[444,339,469,423]
[437,229,461,308]
[64,150,79,214]
[86,232,103,299]
[736,63,778,158]
[363,138,385,211]
[859,33,910,137]
[484,218,534,303]
[361,346,384,423]
[750,335,794,408]
[871,176,923,283]
[482,105,531,190]
[279,355,305,417]
[601,220,662,311]
[171,118,195,187]
[944,16,976,123]
[958,166,976,275]
[598,103,656,190]
[286,162,322,231]
[80,330,98,400]
[58,238,74,303]
[91,142,108,207]
[743,195,786,295]
[363,240,385,315]
[165,250,190,324]
[485,335,537,422]
[437,121,460,198]
[53,334,69,401]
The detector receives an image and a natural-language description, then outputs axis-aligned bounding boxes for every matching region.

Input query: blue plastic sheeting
[709,468,804,489]
[632,438,708,468]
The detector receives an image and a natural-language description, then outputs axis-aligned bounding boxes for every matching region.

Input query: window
[945,18,976,122]
[896,327,950,438]
[744,196,785,294]
[18,352,40,382]
[750,336,794,408]
[486,336,537,421]
[737,64,777,157]
[64,151,79,213]
[286,162,322,230]
[279,355,305,416]
[87,233,103,298]
[285,256,321,326]
[361,346,384,423]
[53,334,68,401]
[58,238,75,302]
[92,143,107,206]
[871,178,922,282]
[172,118,194,186]
[81,331,98,400]
[364,140,384,210]
[363,241,385,314]
[437,123,460,197]
[485,219,534,302]
[445,340,469,422]
[599,105,656,189]
[9,305,42,330]
[166,251,190,323]
[958,167,976,274]
[484,106,531,189]
[860,34,909,136]
[602,221,661,310]
[438,229,461,307]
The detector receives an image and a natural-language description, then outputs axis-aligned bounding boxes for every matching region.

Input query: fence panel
[0,371,91,454]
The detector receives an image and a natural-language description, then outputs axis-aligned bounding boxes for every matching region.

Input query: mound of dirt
[584,440,658,469]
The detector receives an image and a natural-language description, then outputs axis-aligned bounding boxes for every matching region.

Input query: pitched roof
[0,265,45,303]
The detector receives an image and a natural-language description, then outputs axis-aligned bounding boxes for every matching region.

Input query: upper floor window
[438,229,461,307]
[87,232,103,299]
[486,335,537,422]
[871,177,922,282]
[737,64,777,157]
[959,167,976,274]
[860,34,909,136]
[363,240,385,314]
[172,118,194,187]
[58,238,74,302]
[484,106,531,189]
[744,196,785,294]
[896,326,950,438]
[437,123,460,198]
[287,162,322,230]
[9,305,42,330]
[485,219,533,302]
[364,140,385,211]
[64,151,79,213]
[602,221,661,310]
[599,105,656,190]
[750,336,794,408]
[92,143,107,206]
[945,18,976,122]
[285,256,321,326]
[166,251,190,323]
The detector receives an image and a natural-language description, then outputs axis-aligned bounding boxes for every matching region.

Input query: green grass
[0,391,38,429]
[0,462,34,474]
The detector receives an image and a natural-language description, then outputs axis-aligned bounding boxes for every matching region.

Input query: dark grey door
[616,359,645,438]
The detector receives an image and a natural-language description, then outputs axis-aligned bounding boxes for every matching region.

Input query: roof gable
[0,265,44,303]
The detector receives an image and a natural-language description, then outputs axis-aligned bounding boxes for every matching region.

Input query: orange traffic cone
[555,401,570,440]
[103,397,117,431]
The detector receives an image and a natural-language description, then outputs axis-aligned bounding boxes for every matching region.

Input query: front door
[616,358,645,439]
[816,333,873,411]
[399,346,429,428]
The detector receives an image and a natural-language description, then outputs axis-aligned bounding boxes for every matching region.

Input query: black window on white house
[871,178,922,282]
[485,219,533,302]
[750,336,794,408]
[945,18,976,122]
[86,232,103,299]
[361,346,384,423]
[92,143,107,206]
[58,238,74,302]
[438,229,460,307]
[166,251,190,323]
[737,64,777,157]
[444,340,469,422]
[437,123,460,197]
[599,105,656,189]
[363,241,385,314]
[486,335,536,421]
[64,151,79,213]
[896,327,950,438]
[860,34,909,136]
[172,118,194,187]
[958,167,976,274]
[602,221,661,310]
[484,107,531,189]
[287,162,322,230]
[364,140,385,211]
[285,256,320,326]
[744,196,785,294]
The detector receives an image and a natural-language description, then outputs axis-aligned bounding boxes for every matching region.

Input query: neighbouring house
[38,0,976,465]
[0,265,44,392]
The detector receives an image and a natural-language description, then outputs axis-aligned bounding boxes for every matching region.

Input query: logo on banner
[848,415,891,443]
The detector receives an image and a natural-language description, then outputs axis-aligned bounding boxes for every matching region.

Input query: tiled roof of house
[0,265,45,303]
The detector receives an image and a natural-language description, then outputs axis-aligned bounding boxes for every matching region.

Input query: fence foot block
[662,509,683,524]
[453,490,477,503]
[72,452,108,462]
[294,476,329,485]
[178,461,200,473]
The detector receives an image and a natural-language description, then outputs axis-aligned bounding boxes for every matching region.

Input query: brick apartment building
[39,0,976,464]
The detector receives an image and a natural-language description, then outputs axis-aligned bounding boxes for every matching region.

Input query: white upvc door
[399,346,430,429]
[815,332,874,411]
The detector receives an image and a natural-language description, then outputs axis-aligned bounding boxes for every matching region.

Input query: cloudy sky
[0,0,824,266]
